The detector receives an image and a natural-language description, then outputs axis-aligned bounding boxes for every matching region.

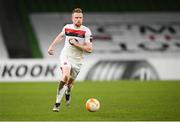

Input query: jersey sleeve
[85,28,93,43]
[61,24,67,36]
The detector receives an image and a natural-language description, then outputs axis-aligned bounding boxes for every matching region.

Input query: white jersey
[60,24,92,62]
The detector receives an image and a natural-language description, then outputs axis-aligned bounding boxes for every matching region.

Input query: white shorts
[59,54,82,80]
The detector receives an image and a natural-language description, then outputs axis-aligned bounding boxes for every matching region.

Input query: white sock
[66,85,73,95]
[56,85,68,103]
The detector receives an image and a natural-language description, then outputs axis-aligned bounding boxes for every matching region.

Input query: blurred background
[1,0,180,121]
[0,0,180,81]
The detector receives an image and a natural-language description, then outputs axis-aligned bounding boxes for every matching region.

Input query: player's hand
[48,47,54,55]
[69,38,78,46]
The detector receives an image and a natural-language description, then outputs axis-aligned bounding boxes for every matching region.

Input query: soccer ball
[85,98,100,112]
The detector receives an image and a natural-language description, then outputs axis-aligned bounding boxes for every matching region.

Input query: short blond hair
[72,8,83,14]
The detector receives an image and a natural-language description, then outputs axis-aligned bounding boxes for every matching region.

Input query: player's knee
[63,75,69,82]
[68,78,74,85]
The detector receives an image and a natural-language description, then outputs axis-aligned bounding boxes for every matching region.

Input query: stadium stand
[30,13,180,59]
[0,0,34,58]
[0,0,180,59]
[30,14,66,58]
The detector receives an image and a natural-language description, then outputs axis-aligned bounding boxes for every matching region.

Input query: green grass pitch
[0,81,180,121]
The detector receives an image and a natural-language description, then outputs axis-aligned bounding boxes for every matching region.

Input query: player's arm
[48,31,64,55]
[69,28,93,53]
[69,39,92,53]
[75,41,92,53]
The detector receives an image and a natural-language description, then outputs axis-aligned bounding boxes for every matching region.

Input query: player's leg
[56,66,71,103]
[67,78,74,94]
[53,65,71,112]
[65,78,74,106]
[65,65,81,105]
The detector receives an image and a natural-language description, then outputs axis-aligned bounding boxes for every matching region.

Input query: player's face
[72,13,83,27]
